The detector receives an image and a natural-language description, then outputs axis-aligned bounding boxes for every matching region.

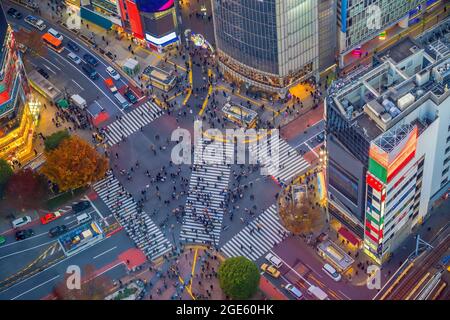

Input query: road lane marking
[0,231,49,249]
[47,46,124,114]
[42,64,56,74]
[71,79,84,91]
[39,56,61,71]
[305,142,319,157]
[0,240,57,260]
[11,275,60,300]
[93,246,117,259]
[83,195,109,226]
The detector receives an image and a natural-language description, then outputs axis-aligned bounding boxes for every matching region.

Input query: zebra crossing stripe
[180,139,231,245]
[104,101,163,146]
[220,204,289,261]
[93,172,173,261]
[250,135,310,183]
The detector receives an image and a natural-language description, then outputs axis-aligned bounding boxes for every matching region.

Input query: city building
[0,5,35,163]
[337,0,447,69]
[326,24,450,264]
[211,0,320,95]
[118,0,179,51]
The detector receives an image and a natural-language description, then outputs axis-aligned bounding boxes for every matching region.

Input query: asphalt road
[5,1,130,119]
[0,229,133,300]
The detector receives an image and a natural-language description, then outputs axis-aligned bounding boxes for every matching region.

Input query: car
[83,53,99,67]
[24,15,46,31]
[67,52,81,65]
[11,216,32,229]
[284,283,303,300]
[15,229,34,241]
[260,263,281,278]
[37,68,49,79]
[265,253,283,268]
[71,200,91,213]
[104,78,118,93]
[7,8,22,19]
[106,66,120,80]
[0,235,6,246]
[66,40,80,52]
[48,225,68,238]
[322,263,342,282]
[40,210,64,225]
[81,63,99,80]
[124,89,138,104]
[316,132,325,143]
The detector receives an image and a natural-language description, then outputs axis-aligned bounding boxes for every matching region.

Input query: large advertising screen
[136,0,174,13]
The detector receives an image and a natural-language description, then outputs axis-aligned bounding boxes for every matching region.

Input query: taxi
[40,210,64,225]
[261,263,281,278]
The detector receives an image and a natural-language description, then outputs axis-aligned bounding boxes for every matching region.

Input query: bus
[42,33,63,53]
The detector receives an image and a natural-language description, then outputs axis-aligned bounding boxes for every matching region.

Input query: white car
[284,283,303,300]
[106,66,120,80]
[322,263,342,282]
[12,216,32,229]
[265,253,283,268]
[67,52,81,65]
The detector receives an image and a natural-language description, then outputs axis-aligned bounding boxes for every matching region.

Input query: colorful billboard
[136,0,174,13]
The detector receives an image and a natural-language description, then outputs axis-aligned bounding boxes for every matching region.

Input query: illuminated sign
[136,0,174,13]
[145,31,177,45]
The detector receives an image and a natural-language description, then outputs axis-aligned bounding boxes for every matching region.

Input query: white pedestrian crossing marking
[220,204,289,261]
[93,172,173,261]
[179,139,233,245]
[250,135,310,184]
[104,101,163,146]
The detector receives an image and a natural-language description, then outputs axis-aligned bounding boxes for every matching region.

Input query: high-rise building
[326,28,450,263]
[336,0,447,69]
[0,5,35,162]
[211,0,320,95]
[118,0,178,51]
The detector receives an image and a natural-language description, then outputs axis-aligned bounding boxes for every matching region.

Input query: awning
[338,227,361,246]
[57,99,69,109]
[259,276,288,300]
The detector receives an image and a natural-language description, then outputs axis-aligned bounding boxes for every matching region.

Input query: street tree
[53,264,113,300]
[5,168,48,210]
[14,28,47,58]
[218,256,260,299]
[279,186,324,235]
[44,129,70,151]
[0,159,13,188]
[40,136,108,192]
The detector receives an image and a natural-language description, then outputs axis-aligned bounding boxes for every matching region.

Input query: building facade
[326,31,450,264]
[212,0,319,95]
[0,6,35,163]
[337,0,445,68]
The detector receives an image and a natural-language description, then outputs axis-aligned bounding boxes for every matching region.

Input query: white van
[265,253,283,268]
[322,263,342,282]
[47,28,63,41]
[76,213,92,225]
[12,216,32,229]
[114,93,129,109]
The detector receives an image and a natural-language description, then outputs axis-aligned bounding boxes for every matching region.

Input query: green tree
[44,129,70,151]
[218,256,260,299]
[0,159,13,197]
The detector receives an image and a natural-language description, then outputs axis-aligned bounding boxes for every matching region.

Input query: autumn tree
[279,184,324,235]
[5,168,48,210]
[41,136,108,192]
[14,28,47,58]
[53,264,113,300]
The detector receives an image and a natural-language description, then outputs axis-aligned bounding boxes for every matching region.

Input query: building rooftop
[327,18,450,144]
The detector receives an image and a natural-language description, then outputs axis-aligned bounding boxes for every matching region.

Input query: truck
[70,94,87,109]
[307,285,328,300]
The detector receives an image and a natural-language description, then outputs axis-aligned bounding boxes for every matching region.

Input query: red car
[40,210,63,225]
